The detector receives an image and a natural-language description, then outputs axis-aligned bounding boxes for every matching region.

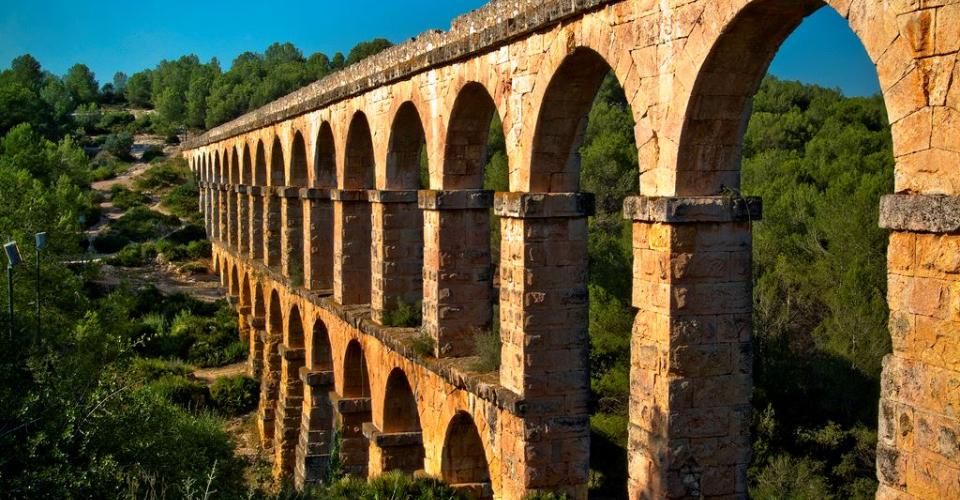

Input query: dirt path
[193,361,248,384]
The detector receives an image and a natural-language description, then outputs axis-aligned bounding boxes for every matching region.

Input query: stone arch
[290,131,309,187]
[342,340,370,398]
[231,147,240,184]
[441,411,491,487]
[382,368,420,434]
[310,317,333,371]
[314,121,336,188]
[386,101,426,189]
[343,111,375,190]
[230,264,240,296]
[269,135,285,186]
[254,139,268,186]
[240,272,251,308]
[286,304,304,349]
[253,281,265,318]
[442,82,502,189]
[529,47,612,193]
[269,289,283,334]
[242,143,252,185]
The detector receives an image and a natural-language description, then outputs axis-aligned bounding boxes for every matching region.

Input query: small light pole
[35,232,46,335]
[4,241,22,339]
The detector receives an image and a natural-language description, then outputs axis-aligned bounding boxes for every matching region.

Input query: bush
[108,241,157,267]
[210,375,258,416]
[141,145,165,163]
[186,240,211,259]
[471,328,501,372]
[107,206,181,243]
[381,299,422,328]
[135,159,189,191]
[128,357,193,384]
[165,223,206,245]
[410,332,434,358]
[147,374,209,410]
[97,111,135,132]
[110,185,150,210]
[92,232,131,253]
[103,132,134,159]
[318,471,462,500]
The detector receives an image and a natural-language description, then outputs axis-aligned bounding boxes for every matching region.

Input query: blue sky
[0,1,880,96]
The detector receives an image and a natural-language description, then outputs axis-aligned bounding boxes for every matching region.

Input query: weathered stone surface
[623,195,762,223]
[880,194,960,233]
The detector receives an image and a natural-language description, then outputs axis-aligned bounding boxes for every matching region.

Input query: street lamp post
[4,241,22,339]
[35,232,46,335]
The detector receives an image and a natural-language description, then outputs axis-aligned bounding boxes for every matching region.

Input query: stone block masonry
[188,0,960,497]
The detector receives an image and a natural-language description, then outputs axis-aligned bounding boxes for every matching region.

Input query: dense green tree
[9,54,43,90]
[124,70,152,107]
[63,63,99,105]
[345,38,393,66]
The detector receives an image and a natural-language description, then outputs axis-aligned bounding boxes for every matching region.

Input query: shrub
[108,206,181,243]
[210,375,258,416]
[382,299,422,328]
[186,240,211,259]
[110,185,150,210]
[129,357,193,384]
[97,110,135,132]
[147,374,209,410]
[92,232,131,254]
[319,470,461,500]
[410,332,435,358]
[134,159,189,191]
[165,223,205,245]
[471,328,501,373]
[108,241,157,267]
[178,260,209,276]
[141,145,165,163]
[103,132,134,159]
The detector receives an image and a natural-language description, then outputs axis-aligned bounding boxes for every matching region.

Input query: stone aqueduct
[182,0,959,498]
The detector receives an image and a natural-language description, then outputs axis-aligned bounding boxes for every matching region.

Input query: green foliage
[110,184,150,210]
[313,470,460,500]
[345,38,394,66]
[210,375,259,416]
[147,374,210,409]
[134,157,190,191]
[128,357,194,383]
[64,63,99,105]
[471,326,502,373]
[382,299,422,328]
[102,131,134,159]
[410,332,435,358]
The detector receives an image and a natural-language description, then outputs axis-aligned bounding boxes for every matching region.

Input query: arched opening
[382,368,420,433]
[240,273,250,308]
[252,140,267,261]
[426,82,507,356]
[285,132,308,285]
[286,305,304,349]
[242,143,252,185]
[265,136,284,267]
[212,153,222,241]
[441,412,490,488]
[230,264,240,297]
[231,147,240,184]
[253,283,265,319]
[314,122,336,188]
[269,136,285,187]
[342,340,370,398]
[664,2,892,497]
[374,102,426,326]
[269,290,283,336]
[344,112,375,190]
[228,148,240,247]
[526,47,636,497]
[379,368,425,474]
[335,112,374,305]
[311,318,332,371]
[239,144,252,254]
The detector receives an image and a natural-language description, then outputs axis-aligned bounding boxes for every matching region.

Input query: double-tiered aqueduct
[182,0,960,497]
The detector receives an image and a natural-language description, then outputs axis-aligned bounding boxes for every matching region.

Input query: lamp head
[4,241,21,268]
[35,232,47,250]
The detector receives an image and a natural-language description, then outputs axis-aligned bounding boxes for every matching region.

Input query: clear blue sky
[0,1,880,97]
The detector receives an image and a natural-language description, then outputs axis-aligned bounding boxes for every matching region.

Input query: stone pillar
[264,189,283,268]
[303,188,333,292]
[419,190,493,357]
[295,369,335,488]
[279,188,305,286]
[211,187,220,241]
[274,345,306,477]
[623,195,759,499]
[877,194,960,499]
[237,186,250,256]
[330,392,372,477]
[495,192,592,497]
[218,185,228,243]
[227,189,236,249]
[332,190,371,305]
[249,187,265,260]
[248,315,265,378]
[257,328,282,449]
[199,182,208,236]
[363,423,424,476]
[370,190,422,325]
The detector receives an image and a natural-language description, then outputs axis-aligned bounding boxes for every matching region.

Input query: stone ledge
[280,345,306,361]
[184,0,616,149]
[235,185,250,194]
[250,316,266,329]
[330,393,372,414]
[330,189,370,202]
[248,186,267,196]
[623,195,762,223]
[275,186,302,198]
[368,190,419,204]
[494,192,595,218]
[300,188,333,200]
[361,423,423,447]
[879,194,960,233]
[299,367,334,387]
[418,190,493,210]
